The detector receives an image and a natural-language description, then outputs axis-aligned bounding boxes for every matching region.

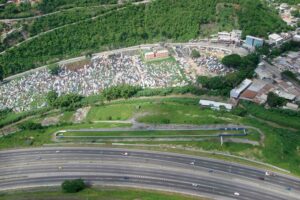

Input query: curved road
[1,147,300,200]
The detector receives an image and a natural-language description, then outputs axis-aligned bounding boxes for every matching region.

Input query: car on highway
[56,150,60,153]
[258,177,265,180]
[234,192,240,196]
[286,187,292,191]
[35,156,41,160]
[190,161,195,165]
[123,152,128,156]
[265,171,275,176]
[192,183,198,187]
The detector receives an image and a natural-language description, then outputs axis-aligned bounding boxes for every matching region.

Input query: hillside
[0,0,289,78]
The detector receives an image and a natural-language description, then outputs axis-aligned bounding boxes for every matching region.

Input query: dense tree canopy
[102,84,142,100]
[46,91,83,110]
[221,54,242,68]
[0,0,289,78]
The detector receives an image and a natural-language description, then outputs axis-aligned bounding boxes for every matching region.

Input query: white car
[234,192,240,196]
[190,161,195,165]
[265,171,270,176]
[55,150,60,153]
[123,152,128,156]
[192,183,198,187]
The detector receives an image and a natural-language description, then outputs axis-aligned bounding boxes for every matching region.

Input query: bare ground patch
[73,107,91,123]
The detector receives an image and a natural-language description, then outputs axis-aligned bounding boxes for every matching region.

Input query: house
[255,63,274,81]
[144,49,169,60]
[145,52,155,60]
[156,50,169,58]
[217,30,242,43]
[199,100,233,111]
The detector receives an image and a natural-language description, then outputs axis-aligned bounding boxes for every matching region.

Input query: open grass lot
[86,104,137,121]
[87,97,240,125]
[0,187,206,200]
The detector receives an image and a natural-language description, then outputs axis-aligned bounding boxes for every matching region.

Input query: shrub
[48,64,60,75]
[19,121,43,130]
[191,49,200,58]
[61,179,86,193]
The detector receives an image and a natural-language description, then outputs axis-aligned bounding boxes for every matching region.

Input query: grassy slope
[0,188,205,200]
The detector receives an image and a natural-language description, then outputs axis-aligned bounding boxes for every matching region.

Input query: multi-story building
[244,36,264,48]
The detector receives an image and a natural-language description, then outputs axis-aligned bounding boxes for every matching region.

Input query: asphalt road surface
[1,147,300,200]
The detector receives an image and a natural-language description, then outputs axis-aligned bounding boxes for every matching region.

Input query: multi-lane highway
[1,147,300,200]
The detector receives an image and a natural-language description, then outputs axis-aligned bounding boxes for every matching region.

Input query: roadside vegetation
[0,187,205,200]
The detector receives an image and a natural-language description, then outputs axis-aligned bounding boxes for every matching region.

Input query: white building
[217,30,242,43]
[283,102,299,111]
[275,90,296,101]
[230,79,253,99]
[268,33,284,46]
[199,100,233,111]
[293,35,300,42]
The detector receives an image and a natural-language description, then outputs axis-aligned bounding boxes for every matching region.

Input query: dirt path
[249,115,298,132]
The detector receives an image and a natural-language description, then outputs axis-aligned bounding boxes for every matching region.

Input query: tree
[221,54,242,68]
[197,76,210,87]
[0,65,3,82]
[62,179,86,193]
[102,85,142,101]
[46,91,58,107]
[191,49,200,58]
[267,92,286,108]
[48,64,60,76]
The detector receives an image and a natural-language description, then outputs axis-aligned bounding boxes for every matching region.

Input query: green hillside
[0,0,289,78]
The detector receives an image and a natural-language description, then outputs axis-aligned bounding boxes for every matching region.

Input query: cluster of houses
[229,58,300,111]
[277,3,300,27]
[211,27,300,51]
